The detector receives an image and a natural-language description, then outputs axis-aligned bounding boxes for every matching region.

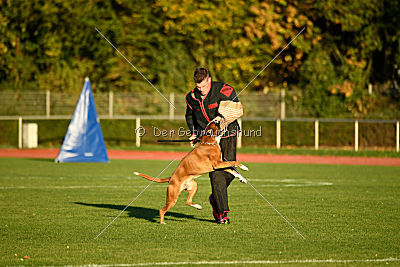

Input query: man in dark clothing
[185,67,243,224]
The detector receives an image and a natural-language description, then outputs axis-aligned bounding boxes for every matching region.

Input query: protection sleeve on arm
[218,101,243,126]
[217,84,243,127]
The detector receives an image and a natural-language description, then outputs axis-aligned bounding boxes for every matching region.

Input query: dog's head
[201,121,222,144]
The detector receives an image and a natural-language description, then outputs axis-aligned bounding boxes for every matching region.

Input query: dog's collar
[200,142,218,146]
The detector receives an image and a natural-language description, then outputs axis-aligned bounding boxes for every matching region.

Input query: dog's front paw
[237,174,248,184]
[190,204,202,210]
[239,164,249,171]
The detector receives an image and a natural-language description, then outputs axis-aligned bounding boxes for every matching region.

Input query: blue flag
[56,78,109,162]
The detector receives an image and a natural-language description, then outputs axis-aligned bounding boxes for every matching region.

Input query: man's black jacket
[185,81,240,138]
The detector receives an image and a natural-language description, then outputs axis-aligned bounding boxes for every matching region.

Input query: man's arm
[185,104,196,135]
[185,102,200,145]
[185,95,199,140]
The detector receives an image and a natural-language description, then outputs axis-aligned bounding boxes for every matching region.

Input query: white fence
[1,115,398,152]
[1,91,399,151]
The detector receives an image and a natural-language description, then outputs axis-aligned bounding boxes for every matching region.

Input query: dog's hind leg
[185,180,202,210]
[159,182,180,224]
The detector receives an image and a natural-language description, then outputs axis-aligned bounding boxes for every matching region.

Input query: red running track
[0,148,399,167]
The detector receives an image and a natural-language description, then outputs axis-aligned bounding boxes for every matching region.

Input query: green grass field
[0,158,399,266]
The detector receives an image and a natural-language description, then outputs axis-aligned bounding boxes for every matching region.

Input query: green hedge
[0,121,18,146]
[320,122,354,147]
[240,121,275,147]
[0,119,398,150]
[359,123,396,148]
[282,121,315,146]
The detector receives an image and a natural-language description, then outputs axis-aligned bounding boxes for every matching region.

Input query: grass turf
[0,158,399,266]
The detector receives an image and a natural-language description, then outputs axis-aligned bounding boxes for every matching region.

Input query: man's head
[194,67,211,96]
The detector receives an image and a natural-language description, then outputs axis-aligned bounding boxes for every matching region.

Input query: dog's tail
[133,172,170,183]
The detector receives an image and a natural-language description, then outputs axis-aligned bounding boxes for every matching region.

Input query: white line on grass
[70,257,400,266]
[0,182,333,190]
[0,182,332,190]
[257,182,332,187]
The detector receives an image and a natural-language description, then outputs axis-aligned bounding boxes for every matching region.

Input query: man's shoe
[218,211,230,224]
[209,194,219,222]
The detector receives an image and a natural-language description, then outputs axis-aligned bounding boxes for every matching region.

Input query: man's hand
[211,116,227,130]
[189,134,198,146]
[211,116,223,123]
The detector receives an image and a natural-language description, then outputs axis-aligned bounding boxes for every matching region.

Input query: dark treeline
[0,0,399,117]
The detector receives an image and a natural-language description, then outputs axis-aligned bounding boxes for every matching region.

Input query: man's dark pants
[209,135,237,213]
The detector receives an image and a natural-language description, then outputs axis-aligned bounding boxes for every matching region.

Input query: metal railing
[0,115,398,152]
[1,90,399,151]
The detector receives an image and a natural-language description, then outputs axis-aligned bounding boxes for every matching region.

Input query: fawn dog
[134,121,248,224]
